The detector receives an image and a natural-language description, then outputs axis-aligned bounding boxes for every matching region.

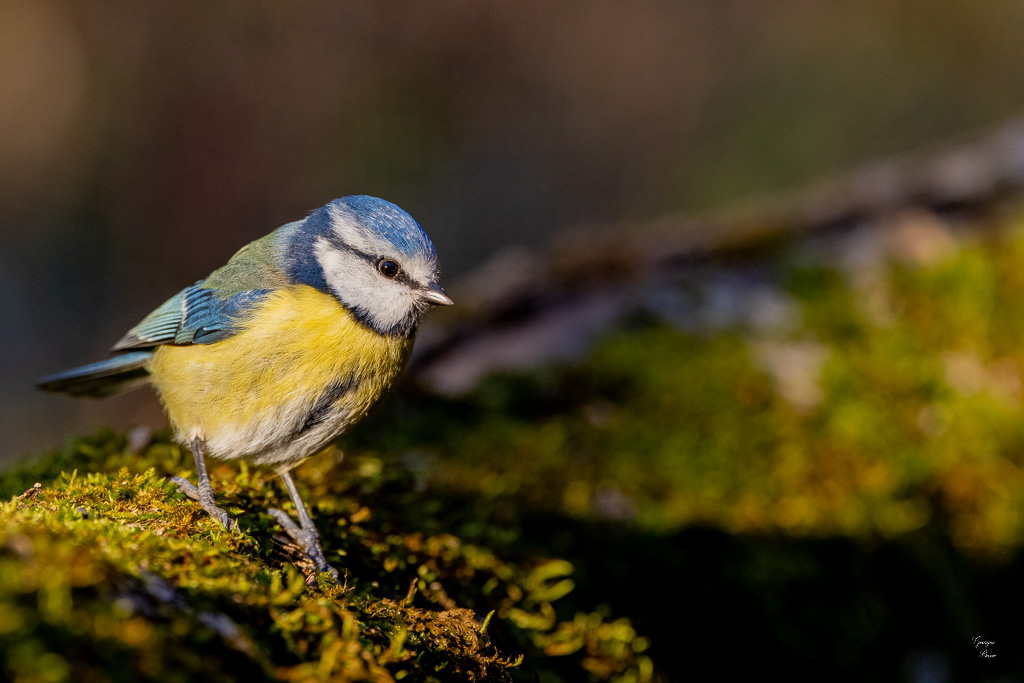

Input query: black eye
[378,259,400,278]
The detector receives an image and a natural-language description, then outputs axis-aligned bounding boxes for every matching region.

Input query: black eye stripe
[326,240,415,283]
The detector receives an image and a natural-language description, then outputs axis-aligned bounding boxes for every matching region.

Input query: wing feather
[112,228,289,351]
[113,284,274,350]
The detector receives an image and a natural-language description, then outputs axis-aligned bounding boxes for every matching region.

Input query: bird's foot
[268,507,339,581]
[171,476,238,533]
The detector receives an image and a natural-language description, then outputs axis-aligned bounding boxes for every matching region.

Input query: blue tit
[39,195,453,578]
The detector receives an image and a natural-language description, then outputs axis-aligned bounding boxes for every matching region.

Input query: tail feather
[38,351,153,398]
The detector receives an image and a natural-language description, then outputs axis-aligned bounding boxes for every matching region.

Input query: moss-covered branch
[0,434,653,682]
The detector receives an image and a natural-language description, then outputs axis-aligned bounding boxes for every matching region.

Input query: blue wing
[112,283,271,351]
[41,229,287,397]
[39,286,271,397]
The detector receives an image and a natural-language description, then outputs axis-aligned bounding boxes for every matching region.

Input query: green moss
[0,434,654,682]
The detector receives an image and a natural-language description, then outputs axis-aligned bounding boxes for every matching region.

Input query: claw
[268,506,339,581]
[271,471,340,581]
[171,476,200,501]
[174,440,238,533]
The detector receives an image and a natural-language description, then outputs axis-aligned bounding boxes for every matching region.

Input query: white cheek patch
[315,238,417,331]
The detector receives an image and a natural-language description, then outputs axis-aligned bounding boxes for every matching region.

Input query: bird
[38,195,453,579]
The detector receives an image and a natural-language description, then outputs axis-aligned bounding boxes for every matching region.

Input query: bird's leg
[268,470,339,580]
[171,437,237,532]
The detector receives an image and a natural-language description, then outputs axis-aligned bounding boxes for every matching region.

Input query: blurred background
[6,0,1024,459]
[8,3,1024,680]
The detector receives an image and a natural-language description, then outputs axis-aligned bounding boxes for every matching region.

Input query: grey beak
[422,282,454,306]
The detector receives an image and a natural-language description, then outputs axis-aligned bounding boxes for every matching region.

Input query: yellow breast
[148,285,411,462]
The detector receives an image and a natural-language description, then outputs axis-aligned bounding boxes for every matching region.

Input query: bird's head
[282,195,452,337]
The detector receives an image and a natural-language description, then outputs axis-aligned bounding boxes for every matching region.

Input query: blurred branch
[412,113,1024,393]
